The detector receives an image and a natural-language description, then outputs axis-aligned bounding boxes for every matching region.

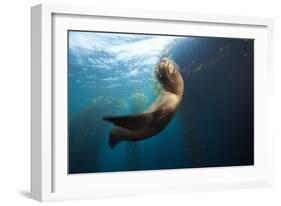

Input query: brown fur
[104,57,184,146]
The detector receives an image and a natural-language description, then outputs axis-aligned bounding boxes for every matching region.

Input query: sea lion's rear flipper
[103,109,164,131]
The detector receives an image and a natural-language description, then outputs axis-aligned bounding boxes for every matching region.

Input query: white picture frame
[31,3,274,202]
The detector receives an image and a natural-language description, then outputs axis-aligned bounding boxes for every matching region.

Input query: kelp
[126,92,148,170]
[68,96,127,173]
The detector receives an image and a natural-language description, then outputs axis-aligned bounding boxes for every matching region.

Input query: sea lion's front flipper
[103,109,164,131]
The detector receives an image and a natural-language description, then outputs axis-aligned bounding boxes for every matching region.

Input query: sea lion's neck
[175,75,184,97]
[162,74,184,98]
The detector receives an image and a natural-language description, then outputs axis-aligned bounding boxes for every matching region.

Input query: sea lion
[103,57,184,147]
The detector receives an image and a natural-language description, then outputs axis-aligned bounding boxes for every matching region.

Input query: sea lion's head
[155,57,184,95]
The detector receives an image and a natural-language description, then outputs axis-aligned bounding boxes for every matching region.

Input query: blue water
[68,31,254,174]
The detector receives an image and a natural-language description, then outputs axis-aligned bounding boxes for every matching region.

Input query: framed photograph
[31,3,274,201]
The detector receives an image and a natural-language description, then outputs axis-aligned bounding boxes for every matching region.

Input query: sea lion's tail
[109,136,122,148]
[108,127,123,148]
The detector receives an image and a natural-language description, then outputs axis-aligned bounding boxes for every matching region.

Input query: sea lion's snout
[162,58,176,73]
[156,58,176,82]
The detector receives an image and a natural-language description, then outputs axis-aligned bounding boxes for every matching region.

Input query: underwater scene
[68,31,254,174]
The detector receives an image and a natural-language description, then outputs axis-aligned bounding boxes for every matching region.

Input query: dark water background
[68,31,254,174]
